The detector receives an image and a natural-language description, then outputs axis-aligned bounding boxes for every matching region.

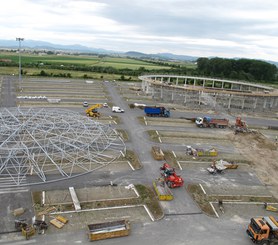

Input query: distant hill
[0,39,198,62]
[0,39,113,54]
[0,39,277,65]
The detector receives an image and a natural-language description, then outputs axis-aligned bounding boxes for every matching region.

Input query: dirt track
[229,131,278,198]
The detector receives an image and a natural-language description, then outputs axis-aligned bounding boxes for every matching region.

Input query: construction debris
[152,146,164,160]
[153,179,174,201]
[88,220,130,241]
[37,206,56,216]
[186,146,218,157]
[13,207,25,217]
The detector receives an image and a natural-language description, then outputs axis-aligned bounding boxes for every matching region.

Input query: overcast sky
[1,0,278,61]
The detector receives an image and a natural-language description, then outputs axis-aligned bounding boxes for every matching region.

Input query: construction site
[0,75,278,245]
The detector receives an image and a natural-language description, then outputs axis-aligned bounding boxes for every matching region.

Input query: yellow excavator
[85,104,103,117]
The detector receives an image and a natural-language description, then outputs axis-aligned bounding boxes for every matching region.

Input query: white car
[103,103,108,108]
[83,101,89,107]
[112,106,124,113]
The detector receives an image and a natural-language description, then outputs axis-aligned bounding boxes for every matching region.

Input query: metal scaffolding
[0,108,126,186]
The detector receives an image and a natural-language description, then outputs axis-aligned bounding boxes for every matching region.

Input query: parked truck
[144,106,170,117]
[88,220,130,241]
[195,116,229,128]
[246,216,278,245]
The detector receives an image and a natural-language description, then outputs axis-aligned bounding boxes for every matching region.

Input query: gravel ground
[45,185,138,205]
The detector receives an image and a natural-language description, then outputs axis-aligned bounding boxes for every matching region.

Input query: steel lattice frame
[0,108,126,186]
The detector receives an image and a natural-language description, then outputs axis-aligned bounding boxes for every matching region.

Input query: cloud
[0,0,278,61]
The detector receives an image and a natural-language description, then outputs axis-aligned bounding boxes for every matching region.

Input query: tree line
[196,57,277,82]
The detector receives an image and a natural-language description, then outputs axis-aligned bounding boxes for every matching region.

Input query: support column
[230,83,233,90]
[275,97,278,107]
[253,97,257,110]
[176,77,178,86]
[203,80,205,87]
[214,93,217,109]
[184,78,187,86]
[194,79,196,86]
[270,98,274,109]
[212,80,215,88]
[228,94,232,109]
[263,98,267,110]
[241,97,245,109]
[222,82,224,89]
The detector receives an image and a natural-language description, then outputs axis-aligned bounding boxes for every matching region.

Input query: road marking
[158,137,162,143]
[172,150,176,158]
[209,202,219,218]
[176,161,182,170]
[143,205,154,222]
[127,161,135,171]
[144,117,147,125]
[0,239,37,245]
[199,184,206,195]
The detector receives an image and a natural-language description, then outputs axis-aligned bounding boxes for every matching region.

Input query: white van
[112,106,124,113]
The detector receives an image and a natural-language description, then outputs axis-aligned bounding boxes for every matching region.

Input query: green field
[0,52,174,70]
[0,51,196,80]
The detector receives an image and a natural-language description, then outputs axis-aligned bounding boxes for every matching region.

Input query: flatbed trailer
[88,220,130,241]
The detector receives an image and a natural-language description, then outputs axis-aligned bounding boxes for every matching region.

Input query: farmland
[0,51,197,81]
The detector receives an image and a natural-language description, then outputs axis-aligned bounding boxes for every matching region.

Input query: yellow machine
[85,104,103,117]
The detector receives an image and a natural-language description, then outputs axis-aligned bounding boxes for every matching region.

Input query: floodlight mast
[16,37,24,83]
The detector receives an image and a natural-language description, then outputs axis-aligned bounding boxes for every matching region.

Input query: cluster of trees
[197,57,277,82]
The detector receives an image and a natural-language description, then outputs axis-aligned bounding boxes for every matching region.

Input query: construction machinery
[246,216,278,245]
[234,116,250,134]
[144,106,170,117]
[85,104,103,117]
[195,116,229,128]
[160,163,184,188]
[265,203,278,213]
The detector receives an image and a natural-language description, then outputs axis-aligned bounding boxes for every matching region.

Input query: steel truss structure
[0,108,126,186]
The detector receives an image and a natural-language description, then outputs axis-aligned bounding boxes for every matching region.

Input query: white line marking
[172,150,176,158]
[158,137,162,143]
[127,161,135,171]
[176,161,182,170]
[209,202,219,218]
[143,205,155,222]
[199,184,206,195]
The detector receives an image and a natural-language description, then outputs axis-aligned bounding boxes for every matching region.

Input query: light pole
[16,37,24,83]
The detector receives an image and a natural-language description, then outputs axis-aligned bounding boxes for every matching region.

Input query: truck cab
[247,216,278,244]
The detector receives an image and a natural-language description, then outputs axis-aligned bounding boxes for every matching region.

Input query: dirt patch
[187,183,278,218]
[229,131,278,198]
[116,129,129,141]
[121,150,142,170]
[163,150,179,169]
[187,184,216,217]
[135,184,164,220]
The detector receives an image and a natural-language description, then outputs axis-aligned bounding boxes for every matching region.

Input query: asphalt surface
[0,77,277,245]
